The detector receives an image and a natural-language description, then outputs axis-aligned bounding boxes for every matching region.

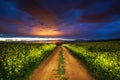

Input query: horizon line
[0,37,76,41]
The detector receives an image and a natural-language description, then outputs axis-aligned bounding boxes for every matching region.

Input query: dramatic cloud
[0,0,120,40]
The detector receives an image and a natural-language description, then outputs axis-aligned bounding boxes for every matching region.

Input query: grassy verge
[56,48,67,80]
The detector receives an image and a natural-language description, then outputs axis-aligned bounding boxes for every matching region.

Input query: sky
[0,0,120,40]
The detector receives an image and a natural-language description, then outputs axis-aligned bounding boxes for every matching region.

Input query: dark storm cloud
[0,0,120,40]
[0,0,46,36]
[0,0,34,22]
[76,0,119,22]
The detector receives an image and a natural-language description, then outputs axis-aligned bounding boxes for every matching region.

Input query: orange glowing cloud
[37,30,62,36]
[30,26,63,36]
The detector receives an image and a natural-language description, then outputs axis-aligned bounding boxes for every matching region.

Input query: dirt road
[62,47,94,80]
[29,47,60,80]
[29,46,94,80]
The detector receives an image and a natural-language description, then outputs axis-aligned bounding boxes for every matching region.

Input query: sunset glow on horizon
[30,28,63,36]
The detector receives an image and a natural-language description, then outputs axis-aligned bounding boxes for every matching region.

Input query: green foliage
[63,41,120,80]
[58,49,65,75]
[0,43,56,80]
[57,48,67,80]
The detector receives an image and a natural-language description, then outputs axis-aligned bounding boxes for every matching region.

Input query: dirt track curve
[29,46,94,80]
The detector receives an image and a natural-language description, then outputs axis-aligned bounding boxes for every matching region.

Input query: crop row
[63,41,120,80]
[0,43,56,80]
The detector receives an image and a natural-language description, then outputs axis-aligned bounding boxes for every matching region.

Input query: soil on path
[29,47,60,80]
[62,47,94,80]
[29,46,94,80]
